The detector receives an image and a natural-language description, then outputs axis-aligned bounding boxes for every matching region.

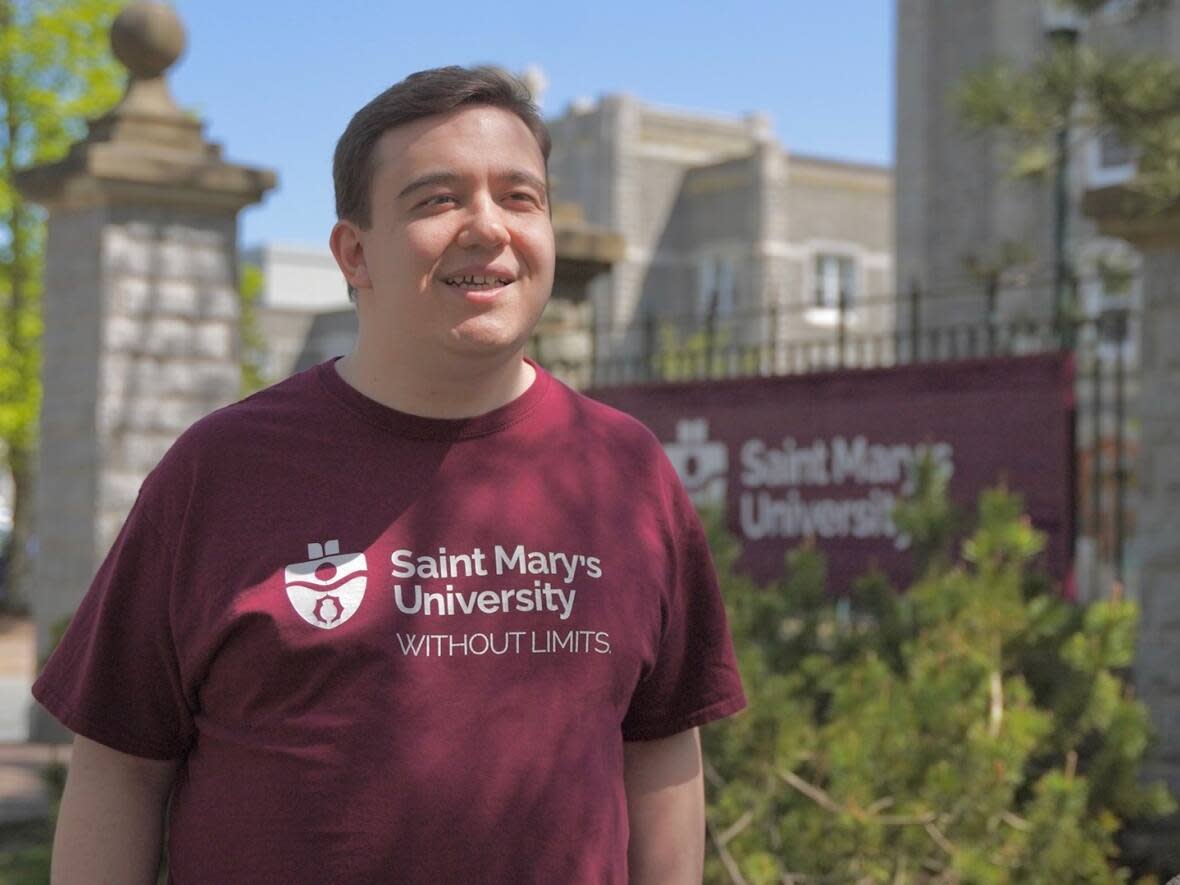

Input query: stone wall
[34,207,105,655]
[1130,249,1180,813]
[33,206,243,658]
[97,208,241,549]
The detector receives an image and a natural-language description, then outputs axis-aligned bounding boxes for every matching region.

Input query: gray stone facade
[1134,251,1180,795]
[96,210,244,549]
[1085,187,1180,866]
[36,206,245,658]
[547,96,892,372]
[897,0,1045,317]
[895,0,1180,325]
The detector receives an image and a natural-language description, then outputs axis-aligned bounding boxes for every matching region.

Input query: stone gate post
[1085,183,1180,867]
[15,2,275,740]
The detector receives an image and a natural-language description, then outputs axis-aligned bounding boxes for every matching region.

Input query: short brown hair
[333,65,551,229]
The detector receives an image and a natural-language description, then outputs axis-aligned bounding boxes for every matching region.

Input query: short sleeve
[32,487,194,760]
[621,459,747,742]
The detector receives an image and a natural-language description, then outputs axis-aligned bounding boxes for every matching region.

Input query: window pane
[1100,131,1134,168]
[839,256,856,307]
[814,253,855,308]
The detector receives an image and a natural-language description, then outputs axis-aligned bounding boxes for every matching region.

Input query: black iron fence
[531,283,1140,600]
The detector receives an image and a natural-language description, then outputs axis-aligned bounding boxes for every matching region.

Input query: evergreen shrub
[702,460,1175,884]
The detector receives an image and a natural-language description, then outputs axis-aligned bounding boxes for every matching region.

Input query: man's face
[348,105,555,365]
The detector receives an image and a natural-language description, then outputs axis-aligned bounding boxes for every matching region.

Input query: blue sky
[168,1,895,249]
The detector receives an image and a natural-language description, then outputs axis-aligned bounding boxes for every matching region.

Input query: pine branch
[776,768,940,827]
[706,815,750,885]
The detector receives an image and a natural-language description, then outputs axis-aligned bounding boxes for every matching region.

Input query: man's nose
[458,196,509,249]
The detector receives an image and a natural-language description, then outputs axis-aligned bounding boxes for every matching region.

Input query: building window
[1099,0,1139,20]
[697,253,735,318]
[813,253,856,309]
[1087,131,1136,187]
[1098,131,1134,169]
[1081,255,1137,363]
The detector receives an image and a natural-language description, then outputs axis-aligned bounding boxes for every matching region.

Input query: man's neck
[334,346,536,420]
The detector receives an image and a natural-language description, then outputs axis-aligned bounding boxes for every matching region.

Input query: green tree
[956,0,1180,209]
[0,0,122,606]
[701,469,1174,883]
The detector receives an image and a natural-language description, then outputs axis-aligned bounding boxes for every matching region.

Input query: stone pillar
[15,2,274,740]
[534,202,624,388]
[1084,184,1180,866]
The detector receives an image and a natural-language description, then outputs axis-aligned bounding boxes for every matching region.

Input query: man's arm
[623,727,705,884]
[51,734,179,885]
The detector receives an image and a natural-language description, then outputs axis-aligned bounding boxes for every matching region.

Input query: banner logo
[663,418,729,506]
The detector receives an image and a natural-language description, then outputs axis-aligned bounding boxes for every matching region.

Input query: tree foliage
[956,0,1180,209]
[238,262,268,395]
[1,0,123,448]
[701,459,1175,883]
[0,0,123,603]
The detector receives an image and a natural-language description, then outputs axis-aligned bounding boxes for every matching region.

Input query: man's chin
[446,311,544,354]
[443,325,533,360]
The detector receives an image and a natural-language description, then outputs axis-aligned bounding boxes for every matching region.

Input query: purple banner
[588,354,1076,592]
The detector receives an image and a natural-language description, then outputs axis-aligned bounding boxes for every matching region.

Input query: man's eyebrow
[501,169,549,200]
[396,171,462,200]
[395,169,549,201]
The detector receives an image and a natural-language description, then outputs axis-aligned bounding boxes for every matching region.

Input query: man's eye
[508,192,540,205]
[422,194,457,207]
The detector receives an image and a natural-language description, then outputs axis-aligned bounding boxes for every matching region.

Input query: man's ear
[329,220,372,292]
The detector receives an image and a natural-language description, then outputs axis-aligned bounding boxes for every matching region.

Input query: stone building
[895,0,1179,329]
[546,96,893,375]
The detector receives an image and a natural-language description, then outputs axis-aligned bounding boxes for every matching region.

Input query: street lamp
[1043,5,1082,348]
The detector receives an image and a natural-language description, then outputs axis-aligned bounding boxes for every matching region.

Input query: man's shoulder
[549,378,666,453]
[151,362,327,478]
[199,362,317,427]
[541,378,682,493]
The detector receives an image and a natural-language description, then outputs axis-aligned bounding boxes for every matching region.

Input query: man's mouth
[442,274,514,290]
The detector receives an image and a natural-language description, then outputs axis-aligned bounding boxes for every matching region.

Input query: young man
[36,66,746,884]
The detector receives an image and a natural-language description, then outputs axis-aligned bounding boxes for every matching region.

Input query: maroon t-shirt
[34,359,746,884]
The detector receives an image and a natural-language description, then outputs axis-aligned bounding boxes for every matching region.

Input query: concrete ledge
[1083,185,1180,250]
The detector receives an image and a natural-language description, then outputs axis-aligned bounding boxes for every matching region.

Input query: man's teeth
[444,275,511,289]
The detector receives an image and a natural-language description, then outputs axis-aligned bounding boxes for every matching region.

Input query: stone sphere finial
[110,2,186,79]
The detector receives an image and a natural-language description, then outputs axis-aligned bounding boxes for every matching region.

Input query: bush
[702,461,1175,884]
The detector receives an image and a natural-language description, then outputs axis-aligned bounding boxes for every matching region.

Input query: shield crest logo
[663,419,729,507]
[285,540,368,630]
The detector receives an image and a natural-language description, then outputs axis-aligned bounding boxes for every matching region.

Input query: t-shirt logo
[284,540,368,630]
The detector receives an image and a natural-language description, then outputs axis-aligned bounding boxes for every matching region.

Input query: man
[36,66,746,883]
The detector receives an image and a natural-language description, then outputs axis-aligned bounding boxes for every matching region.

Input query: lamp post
[1044,8,1082,349]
